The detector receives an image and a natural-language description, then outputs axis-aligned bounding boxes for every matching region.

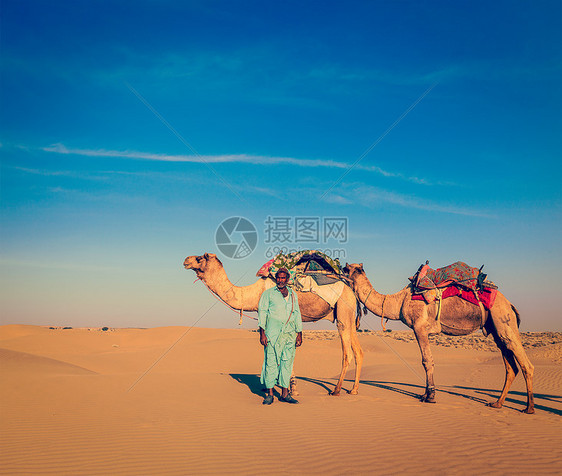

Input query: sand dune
[0,348,97,375]
[1,325,561,475]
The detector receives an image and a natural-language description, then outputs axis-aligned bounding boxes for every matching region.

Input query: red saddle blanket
[410,261,497,310]
[411,285,497,310]
[411,261,481,291]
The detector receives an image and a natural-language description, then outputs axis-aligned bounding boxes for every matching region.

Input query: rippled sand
[1,325,560,475]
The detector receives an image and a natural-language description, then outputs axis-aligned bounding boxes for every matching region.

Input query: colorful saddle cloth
[409,261,498,310]
[411,261,481,291]
[256,250,343,279]
[256,251,346,308]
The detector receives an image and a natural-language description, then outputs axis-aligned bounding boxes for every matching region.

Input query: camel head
[343,263,366,287]
[183,252,223,279]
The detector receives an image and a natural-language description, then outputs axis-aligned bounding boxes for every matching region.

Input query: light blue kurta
[258,286,302,389]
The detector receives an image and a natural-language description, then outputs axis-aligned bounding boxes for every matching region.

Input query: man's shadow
[229,373,269,397]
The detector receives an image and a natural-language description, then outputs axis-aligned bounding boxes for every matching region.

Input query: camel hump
[410,261,483,291]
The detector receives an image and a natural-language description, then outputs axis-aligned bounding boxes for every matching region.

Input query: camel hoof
[487,401,502,409]
[522,407,535,414]
[330,390,341,396]
[291,390,300,396]
[348,389,358,395]
[421,397,436,404]
[420,392,436,403]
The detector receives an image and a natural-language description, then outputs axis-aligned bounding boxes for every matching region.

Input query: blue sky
[1,1,561,330]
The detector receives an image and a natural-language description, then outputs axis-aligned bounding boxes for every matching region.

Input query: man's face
[276,272,289,289]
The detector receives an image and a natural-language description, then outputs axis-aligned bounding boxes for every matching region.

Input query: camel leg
[488,327,518,409]
[515,354,535,414]
[516,353,535,414]
[413,323,436,403]
[490,315,535,414]
[348,326,364,395]
[490,353,518,409]
[332,319,353,396]
[290,372,299,396]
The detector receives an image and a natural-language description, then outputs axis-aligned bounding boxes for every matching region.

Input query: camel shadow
[450,385,562,416]
[295,376,422,399]
[365,380,562,415]
[452,384,562,404]
[294,376,336,394]
[229,374,562,415]
[298,377,562,415]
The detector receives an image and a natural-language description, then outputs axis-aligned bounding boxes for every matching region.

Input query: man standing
[258,267,303,405]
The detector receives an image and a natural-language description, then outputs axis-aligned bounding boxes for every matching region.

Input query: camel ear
[203,252,210,259]
[359,263,364,270]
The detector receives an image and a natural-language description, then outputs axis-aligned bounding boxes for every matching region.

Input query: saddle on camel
[409,261,498,327]
[257,250,354,312]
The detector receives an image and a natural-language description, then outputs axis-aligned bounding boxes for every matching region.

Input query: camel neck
[200,263,272,312]
[356,276,401,320]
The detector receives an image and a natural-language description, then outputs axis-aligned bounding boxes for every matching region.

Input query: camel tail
[512,304,521,328]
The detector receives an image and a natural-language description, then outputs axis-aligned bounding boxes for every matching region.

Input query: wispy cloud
[6,163,221,190]
[13,145,483,215]
[323,194,354,205]
[44,186,145,204]
[232,184,282,199]
[41,143,433,185]
[100,49,562,93]
[10,166,109,180]
[330,183,494,218]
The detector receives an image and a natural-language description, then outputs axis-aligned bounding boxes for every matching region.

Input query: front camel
[184,253,364,396]
[344,263,534,414]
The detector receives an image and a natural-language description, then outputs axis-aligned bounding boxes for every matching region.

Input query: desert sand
[1,324,561,475]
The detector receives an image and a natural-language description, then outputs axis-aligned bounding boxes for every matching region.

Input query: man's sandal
[280,395,299,404]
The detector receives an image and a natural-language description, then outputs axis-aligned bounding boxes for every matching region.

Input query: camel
[183,253,363,396]
[344,263,535,413]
